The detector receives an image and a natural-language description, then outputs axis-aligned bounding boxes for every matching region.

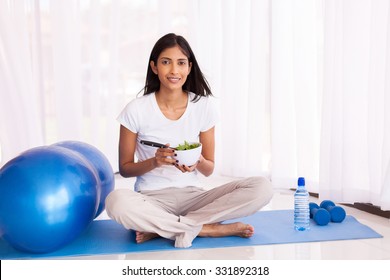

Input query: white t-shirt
[117,92,219,191]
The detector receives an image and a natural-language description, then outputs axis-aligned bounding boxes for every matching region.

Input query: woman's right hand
[154,144,177,167]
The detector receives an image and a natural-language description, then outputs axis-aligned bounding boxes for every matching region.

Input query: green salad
[175,141,200,151]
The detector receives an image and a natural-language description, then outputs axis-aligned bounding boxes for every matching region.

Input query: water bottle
[294,177,310,231]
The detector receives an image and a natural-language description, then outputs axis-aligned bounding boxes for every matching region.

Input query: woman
[105,33,273,248]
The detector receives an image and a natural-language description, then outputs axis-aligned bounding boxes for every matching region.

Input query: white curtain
[320,0,390,209]
[269,0,322,190]
[0,0,45,161]
[1,0,390,209]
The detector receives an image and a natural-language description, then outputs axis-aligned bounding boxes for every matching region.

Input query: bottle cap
[298,177,305,186]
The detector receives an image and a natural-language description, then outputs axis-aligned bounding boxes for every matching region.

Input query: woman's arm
[118,125,176,177]
[118,125,154,177]
[195,126,215,177]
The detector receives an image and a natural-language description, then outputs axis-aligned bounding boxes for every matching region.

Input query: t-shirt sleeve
[116,99,139,133]
[201,96,220,132]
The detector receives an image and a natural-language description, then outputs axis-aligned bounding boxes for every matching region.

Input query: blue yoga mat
[0,210,382,259]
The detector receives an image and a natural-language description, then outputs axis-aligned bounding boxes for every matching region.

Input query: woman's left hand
[175,160,200,173]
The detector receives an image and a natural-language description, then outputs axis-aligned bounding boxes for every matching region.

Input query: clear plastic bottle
[294,177,310,231]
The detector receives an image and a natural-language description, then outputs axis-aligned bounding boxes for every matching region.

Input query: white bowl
[174,143,202,166]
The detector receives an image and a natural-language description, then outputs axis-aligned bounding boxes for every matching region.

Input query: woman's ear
[188,62,192,74]
[150,61,158,74]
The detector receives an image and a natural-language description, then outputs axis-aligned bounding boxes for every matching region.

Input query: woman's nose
[170,64,178,74]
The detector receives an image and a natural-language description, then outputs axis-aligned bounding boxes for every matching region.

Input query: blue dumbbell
[320,200,346,223]
[309,202,331,226]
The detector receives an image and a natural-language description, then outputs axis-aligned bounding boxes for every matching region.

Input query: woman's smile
[167,76,181,83]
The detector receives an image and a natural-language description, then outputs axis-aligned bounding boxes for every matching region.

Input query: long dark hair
[143,33,212,102]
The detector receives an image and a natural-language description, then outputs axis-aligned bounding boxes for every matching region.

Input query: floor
[70,174,390,260]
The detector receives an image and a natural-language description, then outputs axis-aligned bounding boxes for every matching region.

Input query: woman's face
[150,45,192,93]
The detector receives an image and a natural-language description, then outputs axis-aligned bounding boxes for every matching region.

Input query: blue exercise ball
[53,141,114,218]
[0,146,98,253]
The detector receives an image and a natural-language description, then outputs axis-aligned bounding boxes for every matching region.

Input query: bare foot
[198,222,255,238]
[135,231,159,243]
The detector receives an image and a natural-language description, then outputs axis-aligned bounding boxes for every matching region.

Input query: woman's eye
[178,61,187,66]
[161,60,170,65]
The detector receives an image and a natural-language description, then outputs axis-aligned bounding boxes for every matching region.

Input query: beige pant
[105,176,273,248]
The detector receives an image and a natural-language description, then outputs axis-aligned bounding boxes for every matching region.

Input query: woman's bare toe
[135,231,159,243]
